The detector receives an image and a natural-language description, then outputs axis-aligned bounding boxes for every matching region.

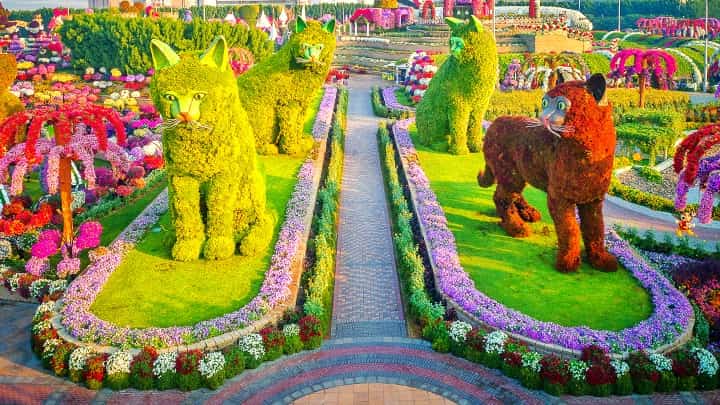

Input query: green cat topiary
[416,16,498,155]
[149,36,273,261]
[237,17,336,155]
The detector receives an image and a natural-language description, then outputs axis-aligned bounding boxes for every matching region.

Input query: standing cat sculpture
[415,16,498,155]
[150,36,273,262]
[237,17,336,155]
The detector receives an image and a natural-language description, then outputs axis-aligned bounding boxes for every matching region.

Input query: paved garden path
[330,75,407,339]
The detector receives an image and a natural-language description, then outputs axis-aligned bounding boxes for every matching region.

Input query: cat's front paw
[588,251,618,272]
[204,236,236,261]
[172,238,204,262]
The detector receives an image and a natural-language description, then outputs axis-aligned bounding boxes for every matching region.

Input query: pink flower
[25,256,49,276]
[74,221,102,251]
[31,229,61,258]
[57,257,81,278]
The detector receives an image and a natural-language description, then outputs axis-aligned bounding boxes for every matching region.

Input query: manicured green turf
[90,155,305,328]
[303,87,324,136]
[394,87,415,107]
[409,126,653,331]
[98,178,168,246]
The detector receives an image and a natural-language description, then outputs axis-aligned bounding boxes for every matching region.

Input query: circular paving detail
[292,383,455,405]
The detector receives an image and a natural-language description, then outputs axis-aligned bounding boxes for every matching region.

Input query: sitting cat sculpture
[416,16,498,155]
[237,17,336,155]
[150,36,272,261]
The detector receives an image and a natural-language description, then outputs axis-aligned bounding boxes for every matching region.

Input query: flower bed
[381,86,415,113]
[391,118,693,355]
[311,86,337,141]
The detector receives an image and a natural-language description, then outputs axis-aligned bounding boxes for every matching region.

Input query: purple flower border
[312,86,338,141]
[381,86,416,113]
[392,118,693,354]
[59,88,337,348]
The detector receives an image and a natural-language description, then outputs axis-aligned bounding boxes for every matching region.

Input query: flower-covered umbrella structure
[0,104,128,244]
[609,48,677,107]
[674,123,720,224]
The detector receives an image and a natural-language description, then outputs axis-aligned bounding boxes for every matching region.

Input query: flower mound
[392,118,693,353]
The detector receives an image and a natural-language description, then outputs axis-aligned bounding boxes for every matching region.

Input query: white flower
[33,301,55,321]
[69,347,94,371]
[610,359,629,377]
[568,359,589,381]
[521,351,543,373]
[7,273,19,291]
[239,333,265,361]
[198,352,225,378]
[29,279,49,299]
[691,347,719,377]
[484,330,508,355]
[48,279,67,295]
[448,321,472,344]
[32,320,52,334]
[649,352,672,372]
[282,323,300,337]
[106,350,133,375]
[42,338,62,359]
[153,352,177,376]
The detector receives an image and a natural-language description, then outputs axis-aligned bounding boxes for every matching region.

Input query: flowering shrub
[260,327,285,361]
[484,331,508,355]
[105,349,133,390]
[84,353,108,390]
[448,321,472,343]
[540,355,570,395]
[568,359,589,381]
[198,351,226,389]
[223,347,245,378]
[68,346,93,383]
[175,350,203,391]
[238,333,265,369]
[282,323,303,355]
[299,315,323,350]
[153,351,177,390]
[50,342,75,377]
[130,347,158,390]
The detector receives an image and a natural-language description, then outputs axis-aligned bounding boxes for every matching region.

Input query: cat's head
[540,73,609,138]
[149,36,234,132]
[445,16,494,65]
[291,17,336,73]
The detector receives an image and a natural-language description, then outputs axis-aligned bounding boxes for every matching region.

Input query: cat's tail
[477,165,495,188]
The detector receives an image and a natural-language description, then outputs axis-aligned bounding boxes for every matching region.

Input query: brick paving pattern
[331,75,406,339]
[292,383,456,404]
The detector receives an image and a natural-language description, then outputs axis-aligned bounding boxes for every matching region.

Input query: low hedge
[616,226,720,261]
[616,123,678,165]
[377,123,444,327]
[371,86,413,120]
[609,177,720,221]
[302,88,348,333]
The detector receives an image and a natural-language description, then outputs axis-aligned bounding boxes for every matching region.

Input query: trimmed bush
[175,350,203,391]
[59,14,273,74]
[223,347,246,378]
[130,347,158,390]
[299,315,324,350]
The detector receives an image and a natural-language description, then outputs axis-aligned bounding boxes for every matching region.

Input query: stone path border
[331,76,407,339]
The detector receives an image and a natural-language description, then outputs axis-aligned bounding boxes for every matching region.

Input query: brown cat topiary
[477,74,618,273]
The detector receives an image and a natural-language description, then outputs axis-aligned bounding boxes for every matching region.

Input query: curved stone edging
[389,118,694,359]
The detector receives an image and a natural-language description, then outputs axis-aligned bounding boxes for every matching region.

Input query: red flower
[501,351,523,368]
[143,155,164,170]
[6,220,25,236]
[540,355,571,386]
[175,350,203,375]
[115,185,134,197]
[3,201,24,216]
[15,210,32,224]
[586,363,616,385]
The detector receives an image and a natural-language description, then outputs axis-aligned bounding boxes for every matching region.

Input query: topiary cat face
[445,16,493,65]
[149,36,234,135]
[291,17,336,73]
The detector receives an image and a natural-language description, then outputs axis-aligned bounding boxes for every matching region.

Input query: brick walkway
[331,75,406,339]
[292,383,455,404]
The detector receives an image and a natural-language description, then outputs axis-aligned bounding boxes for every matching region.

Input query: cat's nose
[178,112,192,122]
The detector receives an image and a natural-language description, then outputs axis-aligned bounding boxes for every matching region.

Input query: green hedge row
[378,123,444,327]
[615,123,678,165]
[59,14,273,74]
[302,88,348,333]
[609,177,720,221]
[615,226,720,261]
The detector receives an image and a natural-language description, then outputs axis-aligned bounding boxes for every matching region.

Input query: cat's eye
[193,93,207,101]
[557,100,568,111]
[163,94,177,101]
[541,98,548,109]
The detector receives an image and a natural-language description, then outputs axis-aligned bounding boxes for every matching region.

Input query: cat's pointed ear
[296,16,308,33]
[322,18,336,34]
[585,73,607,105]
[150,39,180,71]
[445,17,463,31]
[469,15,483,32]
[200,35,229,72]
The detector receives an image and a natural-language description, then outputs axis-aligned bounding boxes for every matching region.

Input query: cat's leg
[277,102,309,156]
[169,175,204,261]
[468,97,491,152]
[578,199,618,272]
[238,169,274,256]
[204,173,239,260]
[514,197,542,223]
[447,102,471,155]
[493,184,531,237]
[547,194,582,272]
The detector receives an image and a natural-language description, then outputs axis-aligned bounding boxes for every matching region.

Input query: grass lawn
[90,155,305,327]
[409,125,653,331]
